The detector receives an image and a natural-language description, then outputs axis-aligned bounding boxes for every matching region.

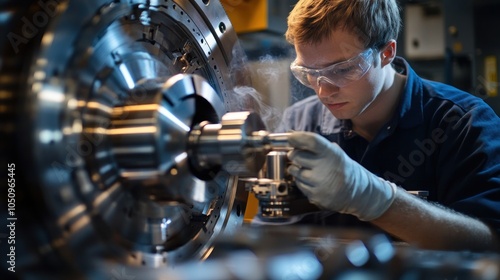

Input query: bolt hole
[412,39,420,48]
[236,204,241,216]
[219,22,226,33]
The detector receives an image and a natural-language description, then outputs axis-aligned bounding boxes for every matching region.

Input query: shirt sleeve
[435,102,500,233]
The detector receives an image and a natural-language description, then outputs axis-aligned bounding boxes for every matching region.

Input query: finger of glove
[288,131,330,153]
[287,164,317,186]
[294,181,325,209]
[293,178,317,197]
[286,149,320,169]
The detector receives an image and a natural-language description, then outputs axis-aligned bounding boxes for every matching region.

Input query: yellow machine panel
[485,55,498,97]
[221,0,268,33]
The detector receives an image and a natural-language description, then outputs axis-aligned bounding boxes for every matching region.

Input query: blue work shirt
[277,57,500,232]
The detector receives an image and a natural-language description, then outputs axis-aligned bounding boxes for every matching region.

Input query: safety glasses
[290,48,374,88]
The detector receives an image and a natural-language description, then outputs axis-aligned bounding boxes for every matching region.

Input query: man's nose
[317,79,339,98]
[317,76,340,88]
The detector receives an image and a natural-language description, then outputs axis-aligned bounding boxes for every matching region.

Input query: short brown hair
[286,0,401,49]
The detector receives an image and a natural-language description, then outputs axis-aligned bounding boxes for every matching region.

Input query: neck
[352,69,406,142]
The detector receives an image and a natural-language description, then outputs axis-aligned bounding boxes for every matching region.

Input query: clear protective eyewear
[290,48,374,88]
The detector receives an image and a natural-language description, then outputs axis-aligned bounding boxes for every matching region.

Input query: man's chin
[325,104,351,119]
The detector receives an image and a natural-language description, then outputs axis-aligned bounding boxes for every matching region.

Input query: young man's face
[293,28,386,120]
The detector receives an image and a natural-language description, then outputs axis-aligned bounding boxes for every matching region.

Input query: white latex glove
[287,131,398,221]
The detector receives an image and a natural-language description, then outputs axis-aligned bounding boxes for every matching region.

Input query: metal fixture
[241,136,320,222]
[0,0,252,276]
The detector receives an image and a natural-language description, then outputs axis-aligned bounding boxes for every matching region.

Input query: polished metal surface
[0,0,251,277]
[107,74,225,205]
[266,151,288,180]
[188,111,269,177]
[265,132,293,151]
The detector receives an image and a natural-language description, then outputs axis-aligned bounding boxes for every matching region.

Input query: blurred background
[221,0,500,117]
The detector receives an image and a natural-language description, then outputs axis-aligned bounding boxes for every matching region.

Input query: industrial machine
[2,1,500,279]
[0,0,265,277]
[0,0,321,278]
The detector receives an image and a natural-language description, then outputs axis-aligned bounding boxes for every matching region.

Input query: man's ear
[380,39,397,67]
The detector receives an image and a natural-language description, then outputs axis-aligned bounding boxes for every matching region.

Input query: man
[279,0,500,251]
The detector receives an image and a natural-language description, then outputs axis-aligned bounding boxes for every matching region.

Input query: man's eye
[334,66,354,74]
[307,72,321,78]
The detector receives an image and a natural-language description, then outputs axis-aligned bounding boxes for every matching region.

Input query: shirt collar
[338,57,425,138]
[318,57,424,139]
[393,57,425,129]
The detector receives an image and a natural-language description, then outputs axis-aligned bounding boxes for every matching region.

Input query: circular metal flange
[0,0,249,276]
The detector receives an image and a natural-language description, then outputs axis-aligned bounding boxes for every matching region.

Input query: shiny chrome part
[188,111,269,177]
[0,0,249,276]
[188,118,292,179]
[107,74,224,205]
[266,151,288,181]
[243,149,320,221]
[266,132,293,151]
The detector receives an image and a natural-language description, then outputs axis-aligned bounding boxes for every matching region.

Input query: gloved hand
[287,131,398,221]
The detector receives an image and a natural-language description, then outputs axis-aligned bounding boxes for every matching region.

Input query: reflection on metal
[0,0,250,277]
